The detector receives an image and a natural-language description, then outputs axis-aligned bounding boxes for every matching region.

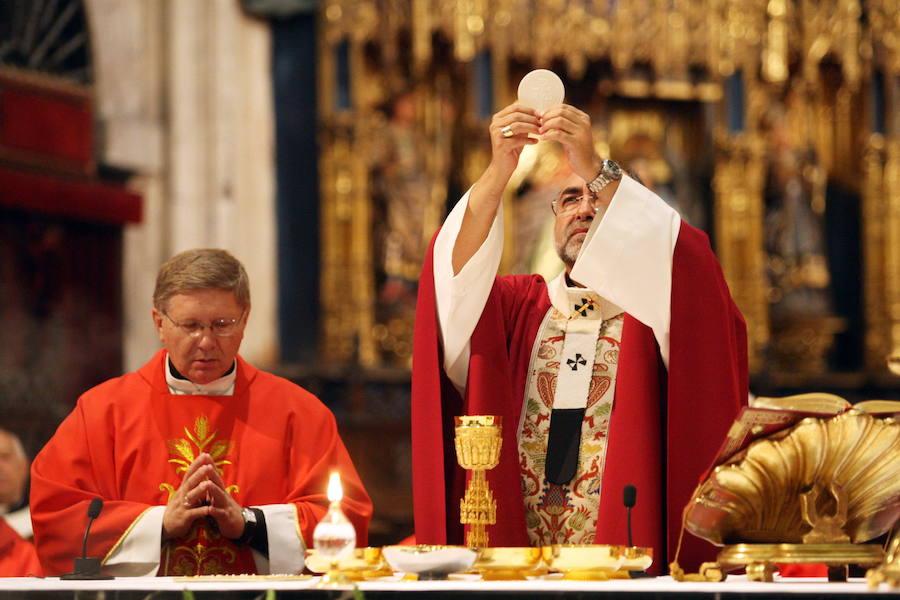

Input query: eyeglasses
[163,309,245,338]
[551,192,601,216]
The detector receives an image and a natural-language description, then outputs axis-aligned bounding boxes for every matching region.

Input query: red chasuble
[0,518,42,577]
[31,350,372,576]
[412,222,747,573]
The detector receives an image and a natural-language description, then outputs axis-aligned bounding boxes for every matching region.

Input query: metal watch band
[586,159,622,196]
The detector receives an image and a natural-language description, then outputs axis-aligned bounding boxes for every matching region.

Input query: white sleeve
[102,506,165,577]
[434,188,504,394]
[570,175,681,367]
[251,504,305,575]
[101,504,304,576]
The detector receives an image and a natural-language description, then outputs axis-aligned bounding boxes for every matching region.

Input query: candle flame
[327,471,343,503]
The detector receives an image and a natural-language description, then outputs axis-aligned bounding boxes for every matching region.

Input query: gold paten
[305,547,390,580]
[472,546,543,580]
[454,415,502,549]
[542,545,625,580]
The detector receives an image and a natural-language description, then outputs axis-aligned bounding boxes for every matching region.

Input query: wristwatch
[234,507,258,545]
[586,159,622,196]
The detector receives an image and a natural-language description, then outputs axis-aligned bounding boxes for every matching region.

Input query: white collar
[547,271,623,320]
[164,354,237,396]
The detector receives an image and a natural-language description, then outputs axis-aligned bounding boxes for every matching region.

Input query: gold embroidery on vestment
[159,415,248,575]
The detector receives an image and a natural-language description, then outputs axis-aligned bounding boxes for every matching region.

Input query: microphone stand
[61,498,114,580]
[623,485,654,578]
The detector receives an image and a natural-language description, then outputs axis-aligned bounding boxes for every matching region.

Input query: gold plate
[472,547,544,580]
[305,547,389,579]
[542,544,625,580]
[621,546,654,572]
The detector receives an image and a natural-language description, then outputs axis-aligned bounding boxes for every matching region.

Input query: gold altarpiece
[316,0,899,382]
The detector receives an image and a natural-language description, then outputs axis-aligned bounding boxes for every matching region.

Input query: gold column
[762,0,788,84]
[318,5,353,363]
[317,2,378,365]
[887,137,900,371]
[865,133,900,372]
[714,133,768,373]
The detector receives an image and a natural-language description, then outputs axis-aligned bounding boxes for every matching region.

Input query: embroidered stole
[518,288,623,545]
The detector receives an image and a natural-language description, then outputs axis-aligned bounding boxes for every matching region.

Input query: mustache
[565,217,593,237]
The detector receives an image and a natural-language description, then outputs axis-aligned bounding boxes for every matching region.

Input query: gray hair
[153,249,250,311]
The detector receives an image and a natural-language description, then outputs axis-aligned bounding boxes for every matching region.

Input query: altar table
[0,575,896,599]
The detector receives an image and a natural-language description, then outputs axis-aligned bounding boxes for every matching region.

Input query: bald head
[0,429,28,507]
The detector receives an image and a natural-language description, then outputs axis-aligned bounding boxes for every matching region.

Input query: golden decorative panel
[317,0,900,380]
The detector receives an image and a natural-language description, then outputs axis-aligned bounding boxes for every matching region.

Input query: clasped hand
[162,453,244,540]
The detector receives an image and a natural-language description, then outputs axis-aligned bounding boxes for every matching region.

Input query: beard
[555,219,592,267]
[556,235,583,267]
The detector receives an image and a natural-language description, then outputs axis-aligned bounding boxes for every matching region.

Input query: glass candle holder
[312,472,356,586]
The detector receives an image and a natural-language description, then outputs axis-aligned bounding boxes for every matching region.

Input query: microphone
[61,498,114,580]
[622,485,654,578]
[623,485,636,548]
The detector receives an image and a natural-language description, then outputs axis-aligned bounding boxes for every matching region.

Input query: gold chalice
[454,415,502,548]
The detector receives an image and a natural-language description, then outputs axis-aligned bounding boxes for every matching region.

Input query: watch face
[604,160,622,179]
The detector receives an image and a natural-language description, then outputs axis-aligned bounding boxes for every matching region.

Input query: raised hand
[538,104,602,183]
[487,103,541,180]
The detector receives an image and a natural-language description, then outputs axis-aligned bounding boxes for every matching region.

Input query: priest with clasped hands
[411,102,748,573]
[31,248,372,576]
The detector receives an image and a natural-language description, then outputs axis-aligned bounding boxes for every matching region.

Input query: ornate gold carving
[687,411,900,546]
[800,484,851,544]
[862,133,900,374]
[317,0,897,373]
[885,136,900,374]
[714,133,768,373]
[455,416,502,548]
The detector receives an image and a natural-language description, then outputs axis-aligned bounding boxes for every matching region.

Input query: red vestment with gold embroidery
[30,350,372,576]
[411,222,748,574]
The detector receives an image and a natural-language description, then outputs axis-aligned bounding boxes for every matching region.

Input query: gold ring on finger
[501,125,514,138]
